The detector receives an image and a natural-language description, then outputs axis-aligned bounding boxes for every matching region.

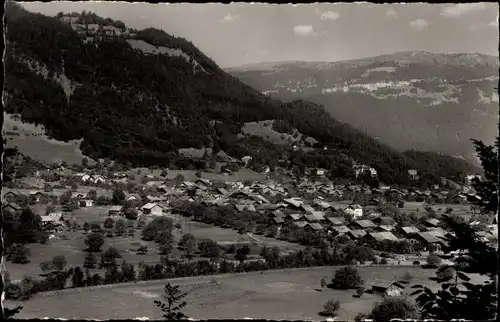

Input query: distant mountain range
[3,3,479,185]
[226,51,499,166]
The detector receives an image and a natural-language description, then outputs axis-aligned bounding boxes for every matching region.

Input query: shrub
[426,253,442,268]
[370,297,419,321]
[413,260,420,266]
[380,258,388,265]
[320,299,340,317]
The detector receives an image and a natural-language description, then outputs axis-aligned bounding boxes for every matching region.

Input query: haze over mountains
[227,51,499,166]
[4,3,479,185]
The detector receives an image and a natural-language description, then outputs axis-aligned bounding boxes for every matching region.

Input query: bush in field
[426,253,442,268]
[370,297,419,321]
[331,266,363,290]
[320,299,340,317]
[114,218,127,236]
[104,217,115,229]
[84,252,97,269]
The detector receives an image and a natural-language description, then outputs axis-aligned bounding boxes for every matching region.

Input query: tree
[124,208,138,220]
[104,217,115,229]
[112,188,126,205]
[331,266,363,290]
[410,138,498,321]
[320,299,340,317]
[84,252,97,269]
[142,217,173,241]
[370,297,419,322]
[51,255,67,271]
[4,306,24,319]
[320,277,327,288]
[71,266,85,288]
[198,239,220,260]
[174,174,185,185]
[121,261,136,282]
[426,253,442,268]
[235,245,250,263]
[154,283,188,320]
[7,244,30,264]
[82,221,90,232]
[158,231,174,259]
[84,232,105,252]
[88,189,97,200]
[356,286,365,297]
[114,218,127,236]
[182,234,197,261]
[470,138,498,214]
[82,157,89,168]
[161,169,169,177]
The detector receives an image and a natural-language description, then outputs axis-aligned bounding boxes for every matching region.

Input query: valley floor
[7,266,489,320]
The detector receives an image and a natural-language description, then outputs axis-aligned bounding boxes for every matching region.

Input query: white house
[79,199,94,207]
[344,204,363,220]
[41,212,64,232]
[141,202,163,216]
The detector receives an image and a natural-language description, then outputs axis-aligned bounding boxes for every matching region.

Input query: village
[3,157,497,291]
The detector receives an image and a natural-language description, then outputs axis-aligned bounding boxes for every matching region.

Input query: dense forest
[4,3,478,185]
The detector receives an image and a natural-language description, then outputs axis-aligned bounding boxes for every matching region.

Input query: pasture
[8,266,489,320]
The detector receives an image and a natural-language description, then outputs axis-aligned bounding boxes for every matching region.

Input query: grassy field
[7,266,489,320]
[3,112,86,165]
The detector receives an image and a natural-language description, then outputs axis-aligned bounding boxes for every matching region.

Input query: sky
[19,2,499,68]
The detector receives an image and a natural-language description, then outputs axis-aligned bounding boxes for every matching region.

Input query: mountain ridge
[4,3,479,186]
[226,51,499,166]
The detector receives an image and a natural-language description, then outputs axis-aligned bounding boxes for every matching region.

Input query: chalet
[327,217,346,226]
[3,191,18,202]
[250,194,270,204]
[79,199,94,207]
[352,219,376,230]
[305,222,324,232]
[293,221,308,229]
[368,212,382,220]
[301,204,316,213]
[81,174,91,182]
[331,225,351,235]
[272,217,285,225]
[141,203,163,215]
[71,192,86,200]
[283,198,303,209]
[235,204,256,212]
[366,232,399,242]
[400,226,420,237]
[314,199,332,210]
[29,191,46,203]
[371,281,405,297]
[304,214,321,222]
[126,194,141,201]
[217,188,230,196]
[375,225,395,232]
[347,229,367,240]
[108,205,123,216]
[2,202,22,213]
[424,218,441,228]
[287,213,303,221]
[414,232,447,250]
[344,204,363,219]
[313,168,326,177]
[408,169,419,180]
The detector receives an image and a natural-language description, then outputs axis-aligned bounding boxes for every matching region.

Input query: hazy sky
[19,2,499,68]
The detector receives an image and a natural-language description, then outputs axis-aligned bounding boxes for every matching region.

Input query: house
[400,226,420,237]
[376,225,395,232]
[344,204,363,219]
[71,192,86,200]
[327,217,346,226]
[108,205,124,216]
[347,229,367,240]
[424,218,441,228]
[41,212,64,232]
[414,232,447,250]
[301,204,316,213]
[293,221,309,228]
[408,169,419,180]
[331,225,351,235]
[366,232,399,242]
[2,202,22,213]
[371,281,405,297]
[29,191,45,203]
[3,191,18,202]
[235,204,256,212]
[306,222,324,232]
[352,219,376,230]
[272,216,285,225]
[79,199,94,207]
[313,168,326,177]
[287,213,303,221]
[81,174,91,182]
[283,198,303,208]
[141,203,163,215]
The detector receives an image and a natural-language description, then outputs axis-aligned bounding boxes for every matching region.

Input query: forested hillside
[4,3,478,185]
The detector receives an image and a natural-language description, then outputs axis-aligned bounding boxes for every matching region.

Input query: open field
[7,266,489,320]
[3,112,86,165]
